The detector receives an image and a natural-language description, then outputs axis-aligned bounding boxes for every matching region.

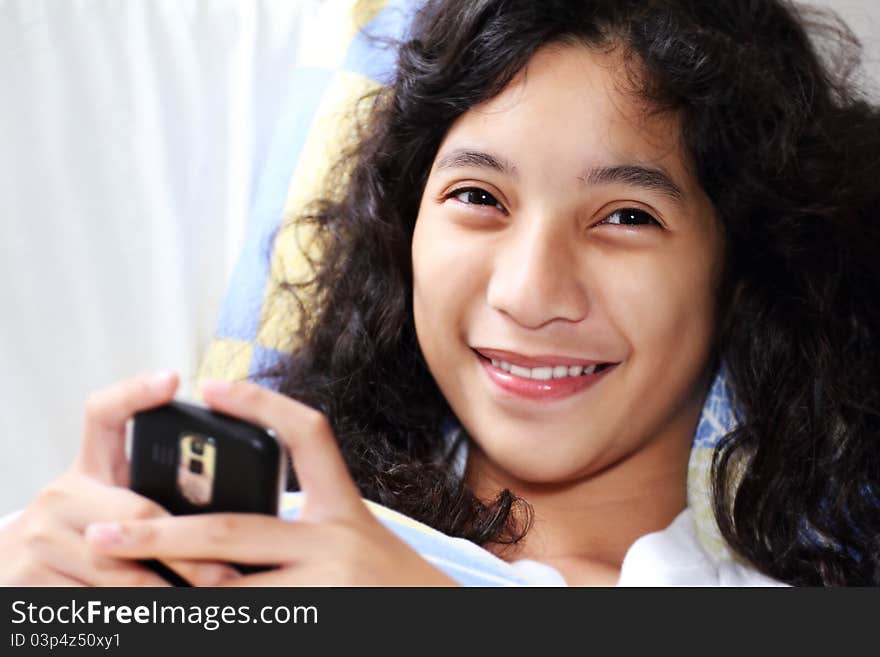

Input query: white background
[0,0,878,514]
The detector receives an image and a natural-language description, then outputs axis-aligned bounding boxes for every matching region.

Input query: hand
[85,380,459,586]
[0,372,239,586]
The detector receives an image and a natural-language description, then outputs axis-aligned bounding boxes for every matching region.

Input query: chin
[471,437,601,488]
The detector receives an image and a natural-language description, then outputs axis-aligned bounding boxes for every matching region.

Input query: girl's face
[412,44,724,488]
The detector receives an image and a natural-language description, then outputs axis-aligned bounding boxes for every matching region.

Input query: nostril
[486,252,590,328]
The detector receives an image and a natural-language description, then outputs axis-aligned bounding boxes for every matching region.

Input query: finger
[77,371,179,485]
[1,565,89,587]
[150,558,242,588]
[39,473,171,532]
[29,572,89,586]
[26,522,172,587]
[37,476,239,586]
[85,514,326,565]
[200,380,365,520]
[222,566,337,587]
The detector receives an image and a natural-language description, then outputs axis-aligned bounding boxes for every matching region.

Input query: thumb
[199,380,366,522]
[78,371,179,485]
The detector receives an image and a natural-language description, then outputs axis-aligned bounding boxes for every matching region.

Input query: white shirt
[508,508,787,586]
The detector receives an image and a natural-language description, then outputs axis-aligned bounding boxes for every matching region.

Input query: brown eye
[601,208,660,227]
[452,188,504,210]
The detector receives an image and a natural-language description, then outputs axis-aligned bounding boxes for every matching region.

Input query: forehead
[438,43,695,190]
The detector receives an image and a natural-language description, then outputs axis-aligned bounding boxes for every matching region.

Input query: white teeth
[531,367,553,380]
[489,358,607,380]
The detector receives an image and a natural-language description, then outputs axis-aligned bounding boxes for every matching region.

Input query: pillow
[197,0,417,387]
[197,0,736,566]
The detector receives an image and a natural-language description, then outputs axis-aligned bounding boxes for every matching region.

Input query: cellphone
[129,400,287,582]
[130,400,286,515]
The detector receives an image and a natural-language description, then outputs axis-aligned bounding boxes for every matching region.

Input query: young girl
[2,0,878,586]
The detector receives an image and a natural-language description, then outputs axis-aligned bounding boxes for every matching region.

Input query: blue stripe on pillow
[248,345,287,387]
[692,366,738,448]
[342,0,420,84]
[215,67,335,341]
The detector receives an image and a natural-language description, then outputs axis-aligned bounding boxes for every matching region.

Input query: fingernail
[147,371,175,392]
[85,521,126,546]
[201,379,233,397]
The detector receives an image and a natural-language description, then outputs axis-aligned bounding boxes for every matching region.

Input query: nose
[486,218,590,329]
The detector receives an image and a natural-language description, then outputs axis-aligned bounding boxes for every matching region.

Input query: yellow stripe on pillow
[255,71,383,354]
[195,338,255,395]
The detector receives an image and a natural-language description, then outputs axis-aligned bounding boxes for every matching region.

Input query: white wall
[825,0,879,96]
[0,0,318,514]
[0,0,877,515]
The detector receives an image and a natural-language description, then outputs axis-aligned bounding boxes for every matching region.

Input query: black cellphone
[129,400,287,583]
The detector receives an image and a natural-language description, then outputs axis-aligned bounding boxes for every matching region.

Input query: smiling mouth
[473,348,619,401]
[488,358,613,380]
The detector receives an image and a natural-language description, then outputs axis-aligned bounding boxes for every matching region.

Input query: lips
[473,348,618,401]
[474,348,608,369]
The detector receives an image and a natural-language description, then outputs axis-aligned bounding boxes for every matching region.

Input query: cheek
[412,209,484,358]
[602,247,718,384]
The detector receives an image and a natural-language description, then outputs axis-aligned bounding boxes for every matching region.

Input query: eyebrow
[434,148,685,204]
[583,164,685,203]
[434,149,517,176]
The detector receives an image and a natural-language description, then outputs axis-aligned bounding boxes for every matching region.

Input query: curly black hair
[263,0,880,585]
